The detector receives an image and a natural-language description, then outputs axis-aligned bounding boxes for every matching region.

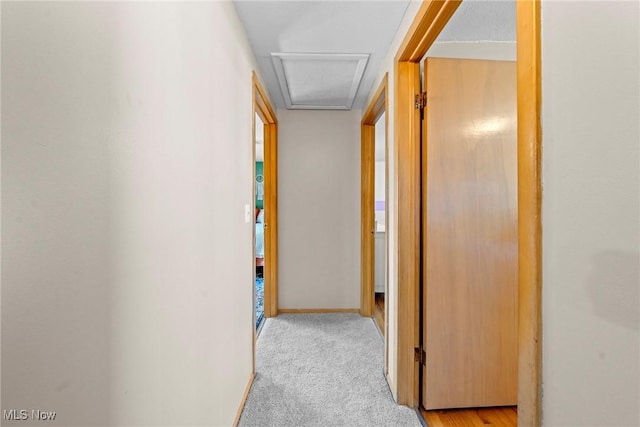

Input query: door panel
[264,122,278,317]
[422,57,518,410]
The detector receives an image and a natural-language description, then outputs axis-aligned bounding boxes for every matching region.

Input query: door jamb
[252,71,279,321]
[393,1,542,426]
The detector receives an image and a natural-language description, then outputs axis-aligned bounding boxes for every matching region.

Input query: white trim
[271,53,369,110]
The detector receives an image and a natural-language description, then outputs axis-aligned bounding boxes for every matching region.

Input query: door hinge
[415,92,427,110]
[414,346,426,365]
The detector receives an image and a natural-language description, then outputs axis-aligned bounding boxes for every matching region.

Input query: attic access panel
[271,53,369,110]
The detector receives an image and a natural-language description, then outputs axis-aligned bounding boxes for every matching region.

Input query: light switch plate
[244,204,251,224]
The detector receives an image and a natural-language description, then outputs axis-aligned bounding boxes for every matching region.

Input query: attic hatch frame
[271,52,370,110]
[392,1,542,426]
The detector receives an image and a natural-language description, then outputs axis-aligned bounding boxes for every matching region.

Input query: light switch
[244,204,251,223]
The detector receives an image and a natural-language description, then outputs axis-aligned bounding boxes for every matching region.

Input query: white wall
[1,3,263,426]
[374,161,386,228]
[426,41,515,61]
[375,112,387,162]
[374,113,386,228]
[375,162,386,200]
[278,109,361,309]
[541,2,640,426]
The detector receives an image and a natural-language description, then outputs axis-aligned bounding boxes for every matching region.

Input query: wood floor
[374,293,385,336]
[374,292,515,426]
[420,406,517,426]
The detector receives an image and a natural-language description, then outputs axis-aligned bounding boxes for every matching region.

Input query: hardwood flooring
[372,291,515,426]
[420,406,517,427]
[374,293,385,336]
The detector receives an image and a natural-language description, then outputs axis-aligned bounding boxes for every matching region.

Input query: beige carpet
[238,313,421,427]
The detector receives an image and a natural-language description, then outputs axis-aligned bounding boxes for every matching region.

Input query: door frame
[252,71,279,319]
[393,1,541,426]
[361,74,389,373]
[361,74,389,316]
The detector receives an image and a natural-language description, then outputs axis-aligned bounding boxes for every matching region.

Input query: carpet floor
[255,277,264,328]
[238,314,421,427]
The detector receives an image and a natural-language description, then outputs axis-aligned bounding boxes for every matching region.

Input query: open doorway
[255,113,266,329]
[373,111,387,336]
[416,2,519,422]
[361,74,389,374]
[251,71,279,338]
[392,1,541,426]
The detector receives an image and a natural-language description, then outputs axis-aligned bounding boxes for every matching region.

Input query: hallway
[2,2,638,426]
[238,314,420,427]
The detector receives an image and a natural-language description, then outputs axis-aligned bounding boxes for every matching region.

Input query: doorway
[393,1,541,426]
[361,74,389,373]
[252,71,279,335]
[373,111,387,337]
[255,113,266,328]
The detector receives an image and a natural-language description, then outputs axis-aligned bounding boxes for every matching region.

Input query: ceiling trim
[271,53,369,110]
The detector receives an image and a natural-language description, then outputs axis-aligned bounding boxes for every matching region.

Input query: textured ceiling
[436,1,516,42]
[234,1,411,110]
[235,0,515,111]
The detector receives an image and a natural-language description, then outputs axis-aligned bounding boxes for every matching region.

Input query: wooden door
[264,121,278,317]
[422,57,518,410]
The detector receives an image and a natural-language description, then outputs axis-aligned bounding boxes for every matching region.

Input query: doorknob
[264,223,268,229]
